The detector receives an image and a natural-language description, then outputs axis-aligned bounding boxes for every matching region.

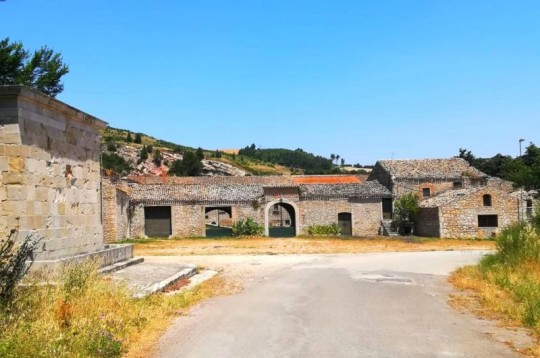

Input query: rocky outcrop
[103,143,250,177]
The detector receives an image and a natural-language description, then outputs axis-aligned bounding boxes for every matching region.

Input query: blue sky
[1,1,539,165]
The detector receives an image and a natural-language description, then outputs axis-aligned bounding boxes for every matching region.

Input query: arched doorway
[338,212,352,236]
[205,206,232,237]
[265,201,297,237]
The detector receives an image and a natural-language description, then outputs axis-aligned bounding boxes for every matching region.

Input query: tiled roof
[419,187,484,208]
[130,184,264,205]
[299,181,391,200]
[128,174,368,186]
[292,175,363,185]
[128,179,390,205]
[128,175,294,186]
[377,158,486,179]
[420,177,516,208]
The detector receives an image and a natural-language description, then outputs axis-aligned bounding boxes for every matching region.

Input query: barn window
[422,188,431,197]
[527,199,533,218]
[483,194,492,207]
[478,215,498,227]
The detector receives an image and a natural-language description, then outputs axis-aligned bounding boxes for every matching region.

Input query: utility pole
[519,138,525,221]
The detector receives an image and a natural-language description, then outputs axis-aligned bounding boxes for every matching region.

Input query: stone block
[2,172,25,185]
[8,157,24,172]
[7,185,25,201]
[0,157,8,171]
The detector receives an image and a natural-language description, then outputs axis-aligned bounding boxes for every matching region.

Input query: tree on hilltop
[0,38,69,97]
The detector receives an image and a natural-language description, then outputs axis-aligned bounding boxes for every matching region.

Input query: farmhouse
[0,85,132,266]
[103,174,392,240]
[368,158,536,238]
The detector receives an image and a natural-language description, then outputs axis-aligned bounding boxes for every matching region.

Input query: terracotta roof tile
[293,176,361,185]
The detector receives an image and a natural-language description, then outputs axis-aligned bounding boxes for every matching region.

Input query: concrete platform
[110,261,197,298]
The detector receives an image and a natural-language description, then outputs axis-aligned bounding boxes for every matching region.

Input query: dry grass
[0,262,237,357]
[450,264,540,357]
[125,275,240,358]
[133,236,494,256]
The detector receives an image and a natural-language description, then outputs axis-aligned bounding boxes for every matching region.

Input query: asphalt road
[154,251,524,358]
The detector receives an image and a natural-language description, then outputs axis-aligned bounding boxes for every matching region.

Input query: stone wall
[233,205,263,225]
[0,86,107,260]
[298,200,352,234]
[416,208,440,237]
[351,198,383,236]
[103,180,117,243]
[126,197,382,238]
[393,179,455,199]
[298,198,381,236]
[439,188,518,239]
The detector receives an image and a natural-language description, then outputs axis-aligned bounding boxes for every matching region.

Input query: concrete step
[109,262,197,298]
[98,257,144,275]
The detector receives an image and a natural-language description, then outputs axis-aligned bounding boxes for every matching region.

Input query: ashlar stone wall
[0,86,107,259]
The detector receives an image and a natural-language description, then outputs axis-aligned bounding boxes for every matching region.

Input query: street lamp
[519,139,525,221]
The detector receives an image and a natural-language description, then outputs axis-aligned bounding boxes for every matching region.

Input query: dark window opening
[453,181,462,189]
[422,188,431,198]
[478,215,498,227]
[483,194,492,207]
[526,199,533,218]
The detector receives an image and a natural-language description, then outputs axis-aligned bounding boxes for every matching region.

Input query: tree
[0,38,69,97]
[196,147,204,161]
[138,146,148,163]
[152,149,163,166]
[340,158,345,167]
[101,152,132,176]
[168,151,203,176]
[126,132,133,143]
[506,143,540,192]
[392,193,420,235]
[134,133,142,144]
[458,144,540,193]
[330,154,335,164]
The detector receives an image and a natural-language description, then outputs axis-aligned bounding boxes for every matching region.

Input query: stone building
[368,158,535,238]
[103,175,392,239]
[0,86,132,265]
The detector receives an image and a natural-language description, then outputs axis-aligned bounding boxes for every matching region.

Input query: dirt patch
[134,237,495,257]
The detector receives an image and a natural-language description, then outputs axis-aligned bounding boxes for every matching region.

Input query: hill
[101,127,294,177]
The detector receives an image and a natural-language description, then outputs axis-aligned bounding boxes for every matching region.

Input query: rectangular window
[478,215,498,228]
[422,188,431,197]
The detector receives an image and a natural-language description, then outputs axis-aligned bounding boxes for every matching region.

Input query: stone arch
[264,199,300,237]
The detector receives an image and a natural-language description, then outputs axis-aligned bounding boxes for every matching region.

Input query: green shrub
[106,142,117,152]
[102,153,132,175]
[306,223,341,236]
[231,218,264,237]
[494,223,540,265]
[0,231,42,308]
